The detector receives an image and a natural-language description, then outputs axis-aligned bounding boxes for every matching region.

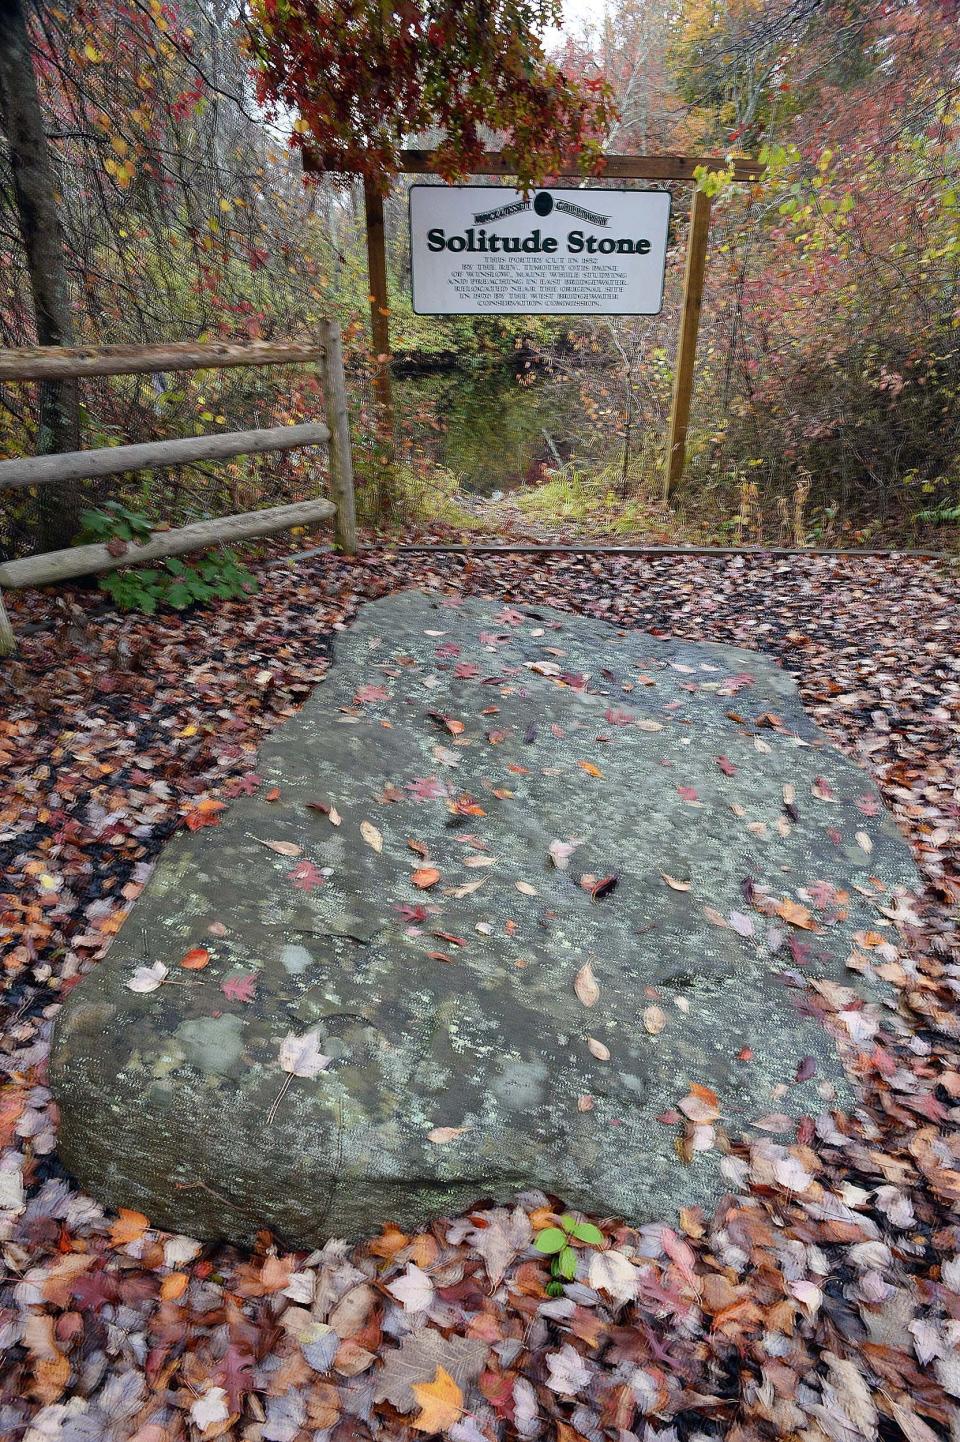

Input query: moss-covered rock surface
[50,590,920,1243]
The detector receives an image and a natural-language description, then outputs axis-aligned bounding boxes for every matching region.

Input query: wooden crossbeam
[0,339,321,382]
[0,421,330,489]
[303,148,762,183]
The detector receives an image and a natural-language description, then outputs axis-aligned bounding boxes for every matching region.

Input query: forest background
[1,0,959,555]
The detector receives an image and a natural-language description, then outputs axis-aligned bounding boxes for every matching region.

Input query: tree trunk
[0,0,81,550]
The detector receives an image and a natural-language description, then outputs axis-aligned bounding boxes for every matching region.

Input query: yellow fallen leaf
[412,1366,463,1433]
[360,820,383,853]
[110,1207,150,1248]
[578,760,604,778]
[660,873,690,892]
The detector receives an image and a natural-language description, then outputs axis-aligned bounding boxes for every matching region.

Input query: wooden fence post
[363,179,396,509]
[319,318,357,555]
[0,593,15,657]
[663,187,713,502]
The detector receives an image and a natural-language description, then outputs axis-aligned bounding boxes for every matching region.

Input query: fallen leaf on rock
[643,1005,667,1035]
[587,1036,611,1061]
[578,760,603,778]
[774,897,817,929]
[289,859,324,892]
[278,1030,331,1078]
[428,1126,466,1144]
[360,820,383,852]
[221,972,257,1003]
[548,838,577,869]
[515,880,538,896]
[661,873,690,891]
[679,1084,720,1123]
[126,962,167,993]
[575,962,600,1007]
[180,946,209,970]
[252,836,302,857]
[412,867,441,889]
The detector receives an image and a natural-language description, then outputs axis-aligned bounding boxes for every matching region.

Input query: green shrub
[78,505,258,615]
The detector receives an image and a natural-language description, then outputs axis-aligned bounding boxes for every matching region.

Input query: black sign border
[408,183,673,318]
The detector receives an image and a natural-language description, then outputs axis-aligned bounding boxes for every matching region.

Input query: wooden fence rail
[0,325,356,656]
[0,339,322,381]
[0,421,330,489]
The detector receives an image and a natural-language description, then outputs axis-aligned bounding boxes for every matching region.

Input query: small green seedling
[535,1214,605,1296]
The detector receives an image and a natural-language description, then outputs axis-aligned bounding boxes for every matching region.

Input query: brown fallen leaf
[774,897,818,929]
[575,962,600,1007]
[587,1036,611,1061]
[643,1004,667,1035]
[661,873,691,891]
[428,1126,466,1144]
[252,836,302,857]
[360,820,383,852]
[578,760,604,778]
[411,867,441,889]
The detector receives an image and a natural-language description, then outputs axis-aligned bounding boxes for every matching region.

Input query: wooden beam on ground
[0,339,322,382]
[319,318,357,555]
[390,543,946,558]
[0,421,329,489]
[663,188,712,502]
[0,499,336,591]
[304,150,762,183]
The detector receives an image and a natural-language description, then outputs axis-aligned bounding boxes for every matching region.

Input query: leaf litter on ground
[0,542,959,1439]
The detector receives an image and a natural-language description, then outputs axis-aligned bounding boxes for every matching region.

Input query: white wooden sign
[409,185,671,316]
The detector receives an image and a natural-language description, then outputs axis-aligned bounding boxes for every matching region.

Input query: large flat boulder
[50,590,919,1243]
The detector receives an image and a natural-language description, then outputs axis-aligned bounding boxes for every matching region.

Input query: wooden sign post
[304,149,759,497]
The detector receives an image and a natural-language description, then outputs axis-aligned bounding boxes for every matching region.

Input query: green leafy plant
[79,503,257,613]
[534,1214,605,1297]
[99,550,257,614]
[78,500,153,544]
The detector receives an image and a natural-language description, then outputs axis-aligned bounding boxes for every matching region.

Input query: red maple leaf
[677,785,700,802]
[715,756,737,776]
[396,903,428,922]
[354,684,390,704]
[223,772,263,797]
[219,1344,254,1412]
[454,661,479,679]
[405,776,445,801]
[435,641,461,658]
[855,793,881,816]
[289,860,324,892]
[221,973,257,1003]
